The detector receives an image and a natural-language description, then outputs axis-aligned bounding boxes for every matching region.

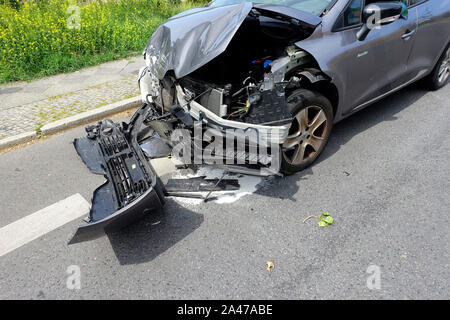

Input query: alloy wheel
[438,47,450,84]
[282,106,328,165]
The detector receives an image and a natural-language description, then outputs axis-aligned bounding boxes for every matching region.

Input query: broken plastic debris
[165,176,239,192]
[266,261,275,272]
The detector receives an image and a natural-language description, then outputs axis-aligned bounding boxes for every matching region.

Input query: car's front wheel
[425,44,450,90]
[281,89,333,174]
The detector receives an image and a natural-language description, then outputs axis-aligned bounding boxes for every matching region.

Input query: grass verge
[0,0,206,83]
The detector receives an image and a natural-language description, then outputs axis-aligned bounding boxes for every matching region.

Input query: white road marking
[0,193,90,257]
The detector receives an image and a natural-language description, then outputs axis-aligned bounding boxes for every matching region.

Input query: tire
[424,44,450,91]
[281,89,334,174]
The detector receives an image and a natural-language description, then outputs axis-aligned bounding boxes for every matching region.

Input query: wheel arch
[287,68,340,119]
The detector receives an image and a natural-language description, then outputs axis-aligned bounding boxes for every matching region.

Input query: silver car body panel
[144,2,321,80]
[145,3,253,80]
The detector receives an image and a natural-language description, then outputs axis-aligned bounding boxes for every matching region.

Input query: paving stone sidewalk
[0,56,144,139]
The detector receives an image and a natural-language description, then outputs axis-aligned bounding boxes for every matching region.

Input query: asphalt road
[0,82,448,299]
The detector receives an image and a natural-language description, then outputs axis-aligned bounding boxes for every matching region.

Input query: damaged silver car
[70,0,450,243]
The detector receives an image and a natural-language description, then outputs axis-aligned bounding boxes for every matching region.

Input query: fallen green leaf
[318,220,328,227]
[323,216,334,224]
[304,212,335,227]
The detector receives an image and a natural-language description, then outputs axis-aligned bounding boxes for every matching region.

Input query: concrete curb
[0,131,38,150]
[0,96,141,151]
[40,96,142,136]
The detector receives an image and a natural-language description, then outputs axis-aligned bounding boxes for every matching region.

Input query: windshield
[209,0,333,16]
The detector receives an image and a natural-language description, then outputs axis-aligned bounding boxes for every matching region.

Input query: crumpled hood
[145,3,321,80]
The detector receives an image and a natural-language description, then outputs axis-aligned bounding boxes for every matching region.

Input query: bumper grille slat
[97,130,150,208]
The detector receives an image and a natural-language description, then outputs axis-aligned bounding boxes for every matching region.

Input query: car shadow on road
[107,199,203,265]
[318,82,428,165]
[256,83,429,199]
[255,167,314,201]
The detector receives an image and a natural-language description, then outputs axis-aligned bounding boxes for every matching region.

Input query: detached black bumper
[69,104,165,244]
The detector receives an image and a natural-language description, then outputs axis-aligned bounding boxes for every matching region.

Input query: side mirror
[357,2,403,41]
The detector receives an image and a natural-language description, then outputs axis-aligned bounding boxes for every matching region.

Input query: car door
[406,0,450,79]
[336,0,419,114]
[293,0,420,116]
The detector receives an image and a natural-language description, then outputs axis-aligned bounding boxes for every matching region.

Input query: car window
[334,0,415,31]
[334,0,363,29]
[209,0,333,16]
[388,0,408,5]
[396,0,419,6]
[366,0,423,7]
[405,0,426,6]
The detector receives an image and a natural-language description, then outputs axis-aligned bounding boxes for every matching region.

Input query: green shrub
[0,0,206,83]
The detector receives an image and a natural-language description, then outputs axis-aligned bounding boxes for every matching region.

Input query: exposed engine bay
[141,4,319,130]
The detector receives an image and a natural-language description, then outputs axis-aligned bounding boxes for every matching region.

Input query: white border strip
[0,193,90,257]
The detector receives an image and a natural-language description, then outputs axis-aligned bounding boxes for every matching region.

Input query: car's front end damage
[140,2,322,153]
[70,3,326,243]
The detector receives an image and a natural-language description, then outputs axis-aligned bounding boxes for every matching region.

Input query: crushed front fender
[69,104,165,244]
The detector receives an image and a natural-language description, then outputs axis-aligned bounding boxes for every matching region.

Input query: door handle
[401,29,415,40]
